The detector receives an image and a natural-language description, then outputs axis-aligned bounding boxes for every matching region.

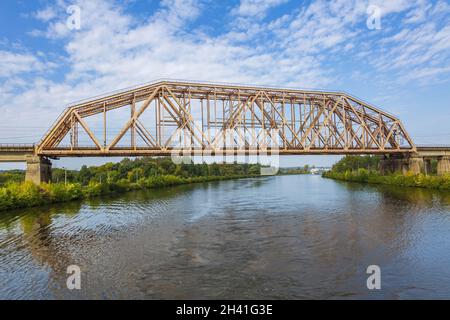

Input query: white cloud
[232,0,289,18]
[0,0,327,142]
[367,1,450,84]
[27,0,331,90]
[35,7,58,22]
[403,0,433,24]
[0,51,47,78]
[160,0,201,25]
[370,0,416,15]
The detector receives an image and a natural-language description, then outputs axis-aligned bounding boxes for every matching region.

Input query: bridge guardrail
[417,144,450,149]
[0,143,35,148]
[0,144,35,152]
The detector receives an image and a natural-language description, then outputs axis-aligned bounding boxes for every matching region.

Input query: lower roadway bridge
[379,146,450,176]
[0,80,449,184]
[0,144,52,185]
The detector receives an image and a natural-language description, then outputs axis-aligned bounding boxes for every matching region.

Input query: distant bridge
[0,80,449,183]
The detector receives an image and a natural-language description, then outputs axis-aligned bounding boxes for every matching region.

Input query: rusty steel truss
[36,80,415,157]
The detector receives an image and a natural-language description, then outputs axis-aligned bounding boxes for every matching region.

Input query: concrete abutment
[437,156,450,176]
[379,153,450,176]
[407,157,424,175]
[379,154,424,175]
[25,156,52,185]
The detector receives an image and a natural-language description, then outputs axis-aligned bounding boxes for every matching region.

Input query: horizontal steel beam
[39,148,415,157]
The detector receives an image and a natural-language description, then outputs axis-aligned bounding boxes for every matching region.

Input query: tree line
[52,157,262,185]
[0,158,262,211]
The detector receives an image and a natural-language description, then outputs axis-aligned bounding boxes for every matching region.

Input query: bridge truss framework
[36,80,415,157]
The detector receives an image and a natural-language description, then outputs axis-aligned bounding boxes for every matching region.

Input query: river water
[1,175,450,299]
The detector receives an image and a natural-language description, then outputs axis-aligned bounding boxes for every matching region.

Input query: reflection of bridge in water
[0,80,449,183]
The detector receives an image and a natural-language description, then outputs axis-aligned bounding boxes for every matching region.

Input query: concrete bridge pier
[424,158,433,175]
[379,157,388,175]
[379,155,399,174]
[380,155,408,174]
[379,154,425,175]
[437,156,450,176]
[380,152,450,176]
[407,156,425,175]
[379,156,388,175]
[25,156,52,185]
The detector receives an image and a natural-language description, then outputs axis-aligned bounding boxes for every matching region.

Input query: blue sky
[1,0,450,169]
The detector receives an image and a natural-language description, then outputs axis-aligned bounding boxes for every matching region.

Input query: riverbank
[323,169,450,190]
[0,174,258,211]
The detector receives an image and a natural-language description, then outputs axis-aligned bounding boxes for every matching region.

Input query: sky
[0,0,450,169]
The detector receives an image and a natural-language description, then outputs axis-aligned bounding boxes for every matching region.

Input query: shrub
[0,169,255,211]
[82,181,103,197]
[323,168,450,191]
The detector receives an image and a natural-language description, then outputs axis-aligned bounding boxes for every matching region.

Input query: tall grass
[0,174,256,211]
[323,169,450,190]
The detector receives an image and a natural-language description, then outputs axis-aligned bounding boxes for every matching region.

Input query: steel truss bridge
[34,80,415,157]
[2,80,450,184]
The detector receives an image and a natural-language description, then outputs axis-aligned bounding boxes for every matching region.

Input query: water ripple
[1,176,450,299]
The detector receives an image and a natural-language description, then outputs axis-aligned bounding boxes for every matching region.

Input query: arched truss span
[37,80,415,157]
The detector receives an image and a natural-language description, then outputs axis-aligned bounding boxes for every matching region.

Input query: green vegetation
[51,157,261,184]
[0,158,262,211]
[327,155,380,173]
[323,155,450,190]
[0,170,25,186]
[278,165,311,175]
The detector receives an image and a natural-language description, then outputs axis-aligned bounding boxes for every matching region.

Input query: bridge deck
[36,147,415,157]
[0,144,35,162]
[1,143,449,158]
[416,146,450,157]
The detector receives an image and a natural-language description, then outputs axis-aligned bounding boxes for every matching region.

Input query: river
[1,174,450,299]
